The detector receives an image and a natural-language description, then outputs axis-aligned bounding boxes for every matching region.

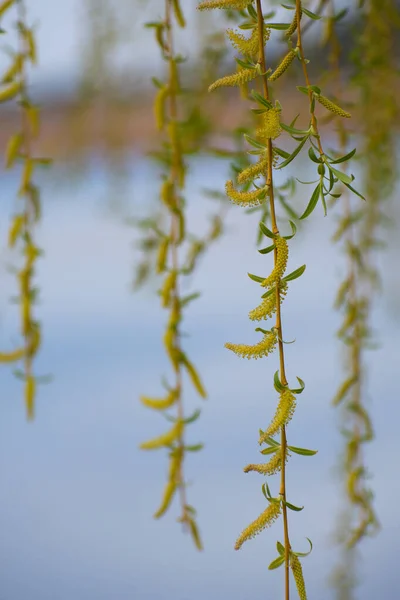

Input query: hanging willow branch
[138,0,225,550]
[198,0,364,597]
[0,0,50,419]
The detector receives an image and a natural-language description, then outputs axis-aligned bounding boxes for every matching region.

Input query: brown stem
[295,0,325,158]
[256,2,291,598]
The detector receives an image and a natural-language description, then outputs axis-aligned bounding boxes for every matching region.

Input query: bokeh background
[0,1,399,599]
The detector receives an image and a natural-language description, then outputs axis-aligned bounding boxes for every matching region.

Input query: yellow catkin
[198,0,251,9]
[172,0,186,27]
[225,330,277,360]
[257,109,282,141]
[269,49,296,82]
[225,180,267,207]
[249,282,288,321]
[209,66,259,93]
[156,237,169,274]
[140,388,179,410]
[2,53,23,83]
[164,327,180,369]
[290,554,308,600]
[0,347,25,362]
[235,500,281,550]
[25,374,35,421]
[244,449,285,476]
[316,94,351,118]
[160,270,177,308]
[259,389,296,442]
[8,214,25,247]
[285,4,302,37]
[226,26,270,57]
[5,132,23,169]
[0,80,22,102]
[140,420,183,450]
[154,85,169,131]
[0,0,15,18]
[237,156,268,184]
[261,236,288,288]
[154,481,177,518]
[161,179,175,209]
[181,355,207,398]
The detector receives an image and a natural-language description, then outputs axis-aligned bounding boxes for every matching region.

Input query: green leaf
[327,164,354,185]
[290,376,305,394]
[180,292,201,308]
[264,22,290,30]
[277,541,285,555]
[260,445,279,455]
[280,121,310,136]
[183,409,201,425]
[300,183,321,219]
[294,538,313,557]
[258,243,275,255]
[259,222,276,239]
[244,134,267,149]
[274,370,287,392]
[247,4,258,19]
[268,555,285,570]
[235,57,256,69]
[284,500,304,511]
[260,435,280,447]
[185,443,204,452]
[283,264,306,282]
[251,90,273,109]
[330,148,356,164]
[297,85,309,95]
[248,272,265,283]
[277,135,309,169]
[344,182,366,200]
[283,220,297,240]
[261,286,276,299]
[308,146,321,164]
[288,445,318,456]
[302,7,322,19]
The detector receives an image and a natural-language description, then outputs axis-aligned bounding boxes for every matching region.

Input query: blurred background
[0,1,399,599]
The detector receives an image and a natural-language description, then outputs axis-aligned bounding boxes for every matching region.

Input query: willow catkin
[235,501,281,550]
[225,330,278,360]
[269,50,296,82]
[209,65,259,93]
[316,94,351,118]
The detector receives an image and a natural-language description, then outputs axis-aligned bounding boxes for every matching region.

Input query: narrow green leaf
[259,222,276,239]
[290,376,305,394]
[268,555,285,570]
[274,370,287,392]
[288,445,318,456]
[284,500,304,511]
[277,541,285,555]
[330,148,356,164]
[302,7,322,19]
[185,443,204,452]
[344,182,366,200]
[294,538,313,557]
[277,135,309,169]
[258,241,275,255]
[248,272,265,283]
[300,183,321,219]
[252,90,273,109]
[283,264,306,282]
[327,164,354,184]
[260,446,279,455]
[183,409,201,425]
